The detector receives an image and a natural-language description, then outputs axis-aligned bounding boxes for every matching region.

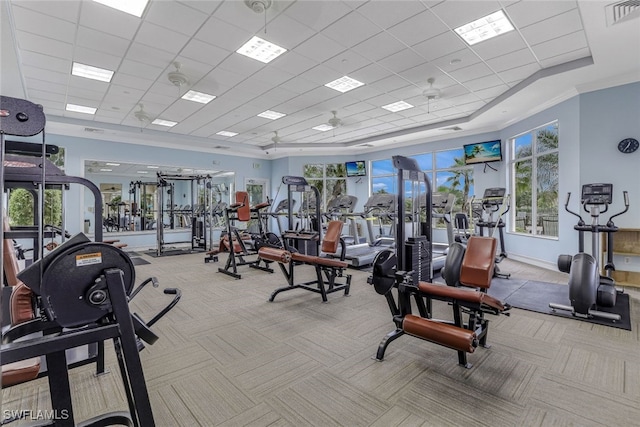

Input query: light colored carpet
[3,253,639,426]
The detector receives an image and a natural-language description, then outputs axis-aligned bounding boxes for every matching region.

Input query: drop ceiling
[2,0,639,158]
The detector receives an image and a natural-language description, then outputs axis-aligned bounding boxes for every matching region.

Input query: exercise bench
[259,220,352,303]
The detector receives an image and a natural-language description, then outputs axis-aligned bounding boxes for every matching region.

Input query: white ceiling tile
[195,17,249,52]
[77,27,131,58]
[284,1,353,32]
[398,63,442,86]
[298,65,341,85]
[125,43,174,71]
[181,39,231,67]
[387,10,448,46]
[411,31,467,62]
[473,84,510,101]
[521,9,585,47]
[251,66,296,88]
[270,50,318,75]
[118,58,163,81]
[74,46,122,71]
[23,68,68,87]
[470,31,528,61]
[20,50,70,74]
[67,86,106,102]
[11,0,80,22]
[68,75,110,93]
[376,49,428,74]
[498,63,541,84]
[145,0,209,36]
[214,0,266,33]
[486,48,538,73]
[217,54,264,79]
[294,33,347,63]
[173,57,218,84]
[79,1,141,40]
[351,32,407,62]
[135,22,190,55]
[109,73,154,92]
[103,85,146,106]
[206,67,247,88]
[430,48,482,74]
[323,10,381,48]
[429,0,502,29]
[350,63,392,84]
[356,0,427,30]
[506,0,578,28]
[142,91,180,108]
[11,6,76,43]
[252,14,315,50]
[449,62,494,83]
[15,30,73,60]
[177,0,223,15]
[369,75,411,93]
[263,85,304,104]
[160,100,205,122]
[27,89,66,104]
[462,74,505,91]
[532,31,589,61]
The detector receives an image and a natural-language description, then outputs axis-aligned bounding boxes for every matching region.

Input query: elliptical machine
[550,183,629,321]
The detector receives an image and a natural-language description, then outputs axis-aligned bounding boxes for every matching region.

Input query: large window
[510,121,559,237]
[302,163,346,210]
[370,149,473,224]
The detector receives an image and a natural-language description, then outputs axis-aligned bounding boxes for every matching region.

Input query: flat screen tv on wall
[463,140,503,165]
[345,160,366,177]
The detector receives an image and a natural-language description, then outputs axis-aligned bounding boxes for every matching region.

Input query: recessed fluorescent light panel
[382,101,414,112]
[137,171,149,174]
[152,119,177,127]
[324,76,365,93]
[93,0,149,17]
[146,165,159,169]
[71,62,114,82]
[454,10,514,45]
[216,131,238,137]
[99,169,112,172]
[236,36,287,63]
[312,124,334,132]
[105,162,120,166]
[182,90,216,104]
[257,110,286,120]
[66,103,97,114]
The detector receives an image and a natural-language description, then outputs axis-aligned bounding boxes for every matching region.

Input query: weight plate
[41,243,135,328]
[372,249,397,295]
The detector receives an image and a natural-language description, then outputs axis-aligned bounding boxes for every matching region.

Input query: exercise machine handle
[564,192,584,225]
[607,190,629,226]
[146,288,182,328]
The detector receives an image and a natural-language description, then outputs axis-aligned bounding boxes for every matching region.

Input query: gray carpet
[488,278,632,330]
[4,256,639,426]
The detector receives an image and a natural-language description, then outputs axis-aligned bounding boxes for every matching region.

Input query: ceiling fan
[422,77,442,113]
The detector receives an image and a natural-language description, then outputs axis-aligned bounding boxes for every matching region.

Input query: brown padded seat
[418,282,505,312]
[403,314,477,353]
[460,236,496,289]
[2,218,41,387]
[321,221,343,255]
[234,191,251,222]
[252,201,270,210]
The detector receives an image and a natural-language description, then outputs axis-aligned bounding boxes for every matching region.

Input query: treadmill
[331,193,397,267]
[421,192,456,271]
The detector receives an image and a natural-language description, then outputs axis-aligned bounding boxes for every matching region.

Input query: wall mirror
[83,160,235,236]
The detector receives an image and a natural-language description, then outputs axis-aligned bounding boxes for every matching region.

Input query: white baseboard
[508,253,558,271]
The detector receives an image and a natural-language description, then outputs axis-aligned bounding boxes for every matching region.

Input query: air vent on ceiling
[84,127,104,133]
[606,0,640,26]
[440,126,463,131]
[213,145,230,150]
